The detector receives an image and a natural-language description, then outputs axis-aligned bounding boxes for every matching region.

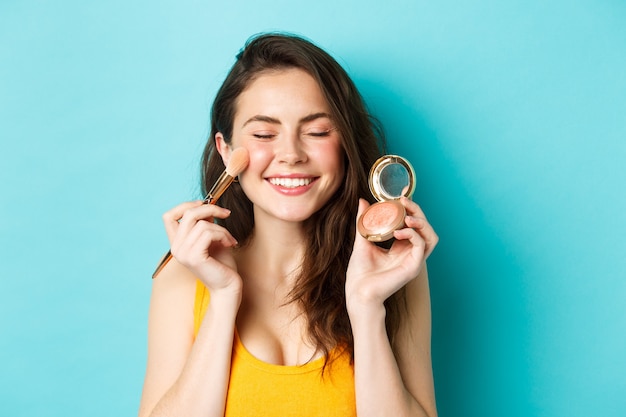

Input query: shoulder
[151,256,198,304]
[148,257,199,343]
[139,258,198,415]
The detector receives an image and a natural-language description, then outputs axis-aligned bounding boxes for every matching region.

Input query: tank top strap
[193,280,210,339]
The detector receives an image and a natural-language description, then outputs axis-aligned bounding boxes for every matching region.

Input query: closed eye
[253,133,276,139]
[304,127,337,137]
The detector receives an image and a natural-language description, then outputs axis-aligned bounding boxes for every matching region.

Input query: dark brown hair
[201,32,406,361]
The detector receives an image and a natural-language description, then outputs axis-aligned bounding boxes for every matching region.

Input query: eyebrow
[242,112,332,127]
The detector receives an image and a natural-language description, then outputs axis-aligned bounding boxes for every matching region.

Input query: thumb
[353,198,371,249]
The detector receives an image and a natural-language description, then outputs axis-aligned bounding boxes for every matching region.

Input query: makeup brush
[152,147,250,279]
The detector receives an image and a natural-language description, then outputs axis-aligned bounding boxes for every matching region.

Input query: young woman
[138,33,438,417]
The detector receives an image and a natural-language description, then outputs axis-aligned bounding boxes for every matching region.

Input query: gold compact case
[357,154,416,242]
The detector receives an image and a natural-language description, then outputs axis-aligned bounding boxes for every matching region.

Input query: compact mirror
[358,155,416,242]
[369,155,415,200]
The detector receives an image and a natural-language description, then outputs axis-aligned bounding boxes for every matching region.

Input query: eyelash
[307,131,331,137]
[253,134,275,139]
[253,131,331,139]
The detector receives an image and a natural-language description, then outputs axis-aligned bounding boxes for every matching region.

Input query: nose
[277,134,307,165]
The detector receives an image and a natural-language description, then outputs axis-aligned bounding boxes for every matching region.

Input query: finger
[392,227,425,251]
[399,196,426,218]
[404,215,427,230]
[186,219,238,247]
[390,228,428,270]
[401,197,438,257]
[173,220,238,259]
[175,203,232,237]
[163,200,204,242]
[402,217,437,258]
[179,203,232,225]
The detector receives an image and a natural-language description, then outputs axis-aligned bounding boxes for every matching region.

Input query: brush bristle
[225,147,250,177]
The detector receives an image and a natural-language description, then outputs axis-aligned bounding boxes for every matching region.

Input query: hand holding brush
[152,147,250,278]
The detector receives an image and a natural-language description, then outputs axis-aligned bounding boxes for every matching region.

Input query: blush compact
[357,154,416,242]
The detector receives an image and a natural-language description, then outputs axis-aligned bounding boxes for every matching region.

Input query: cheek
[314,141,344,171]
[239,144,273,179]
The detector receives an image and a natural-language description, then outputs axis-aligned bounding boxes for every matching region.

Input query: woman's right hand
[162,201,241,293]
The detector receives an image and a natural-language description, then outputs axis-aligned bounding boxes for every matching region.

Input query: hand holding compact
[346,196,438,312]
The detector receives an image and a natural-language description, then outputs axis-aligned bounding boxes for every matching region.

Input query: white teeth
[269,177,313,188]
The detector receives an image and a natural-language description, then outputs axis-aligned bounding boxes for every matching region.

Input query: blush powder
[362,202,400,230]
[358,201,406,242]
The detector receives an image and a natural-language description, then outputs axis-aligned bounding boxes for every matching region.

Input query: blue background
[1,1,625,416]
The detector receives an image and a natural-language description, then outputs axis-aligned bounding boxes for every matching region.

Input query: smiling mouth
[268,177,315,188]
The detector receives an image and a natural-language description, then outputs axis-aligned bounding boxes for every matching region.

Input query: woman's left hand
[345,197,438,312]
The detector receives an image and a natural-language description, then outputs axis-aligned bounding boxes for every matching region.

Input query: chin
[277,212,316,223]
[273,204,324,223]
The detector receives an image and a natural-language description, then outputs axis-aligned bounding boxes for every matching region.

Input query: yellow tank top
[193,280,357,417]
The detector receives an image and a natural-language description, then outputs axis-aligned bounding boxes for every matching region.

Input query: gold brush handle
[152,250,173,279]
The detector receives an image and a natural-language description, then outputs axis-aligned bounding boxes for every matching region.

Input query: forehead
[233,68,331,122]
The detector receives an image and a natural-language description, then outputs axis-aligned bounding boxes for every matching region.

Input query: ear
[215,132,231,167]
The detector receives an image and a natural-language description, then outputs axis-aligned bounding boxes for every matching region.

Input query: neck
[236,211,307,288]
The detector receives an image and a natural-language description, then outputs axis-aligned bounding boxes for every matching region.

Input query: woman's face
[218,68,345,224]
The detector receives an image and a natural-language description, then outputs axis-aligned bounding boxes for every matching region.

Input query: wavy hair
[200,33,406,361]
